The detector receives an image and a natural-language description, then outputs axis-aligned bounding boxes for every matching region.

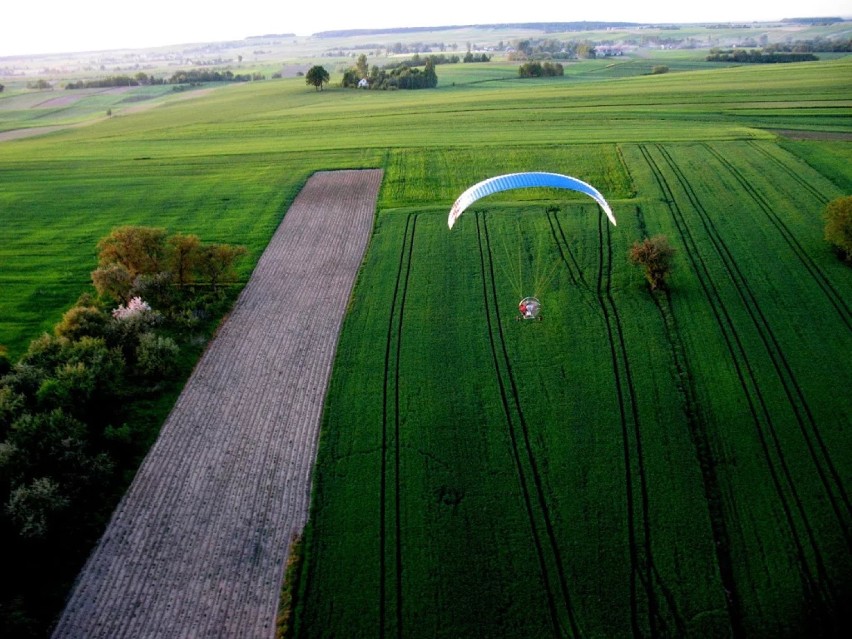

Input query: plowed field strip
[477,213,582,637]
[52,169,383,639]
[380,213,417,639]
[640,145,832,619]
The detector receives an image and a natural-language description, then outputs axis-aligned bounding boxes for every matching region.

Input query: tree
[5,477,69,539]
[54,304,109,341]
[97,225,168,279]
[305,65,330,91]
[356,54,369,78]
[198,243,247,291]
[423,58,438,88]
[824,195,852,263]
[134,333,179,379]
[629,235,676,291]
[91,262,133,303]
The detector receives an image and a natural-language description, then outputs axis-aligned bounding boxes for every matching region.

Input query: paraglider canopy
[518,297,542,320]
[448,172,616,229]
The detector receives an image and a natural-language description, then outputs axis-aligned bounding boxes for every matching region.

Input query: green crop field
[0,49,850,637]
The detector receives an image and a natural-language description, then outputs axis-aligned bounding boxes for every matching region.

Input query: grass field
[1,58,848,361]
[0,51,850,636]
[292,140,851,637]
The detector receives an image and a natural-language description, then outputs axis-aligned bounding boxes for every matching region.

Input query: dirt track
[52,169,383,638]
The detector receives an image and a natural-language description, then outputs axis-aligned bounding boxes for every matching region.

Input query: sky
[3,0,850,57]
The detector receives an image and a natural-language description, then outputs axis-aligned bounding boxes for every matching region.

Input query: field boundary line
[380,213,417,639]
[52,169,383,639]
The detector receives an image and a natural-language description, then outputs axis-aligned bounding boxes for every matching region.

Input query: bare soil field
[52,169,383,638]
[773,128,852,141]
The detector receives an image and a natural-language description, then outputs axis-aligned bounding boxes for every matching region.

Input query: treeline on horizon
[65,69,265,89]
[705,36,852,62]
[706,50,819,63]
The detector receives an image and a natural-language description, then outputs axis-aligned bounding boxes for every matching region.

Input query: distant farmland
[0,50,849,637]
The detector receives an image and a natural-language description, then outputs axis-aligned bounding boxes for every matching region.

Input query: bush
[134,333,179,379]
[628,235,676,291]
[652,65,669,74]
[5,477,69,539]
[55,305,110,341]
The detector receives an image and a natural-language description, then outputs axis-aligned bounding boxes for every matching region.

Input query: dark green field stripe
[380,214,414,639]
[393,214,417,638]
[642,144,833,627]
[484,216,584,638]
[665,145,851,552]
[592,209,641,636]
[709,144,850,330]
[660,144,841,616]
[696,146,852,543]
[597,211,689,638]
[638,143,778,636]
[650,283,746,638]
[476,212,575,637]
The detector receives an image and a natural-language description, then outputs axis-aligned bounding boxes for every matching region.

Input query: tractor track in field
[640,145,837,625]
[705,144,852,533]
[664,145,851,548]
[649,283,746,638]
[594,212,684,638]
[52,169,383,639]
[745,141,830,206]
[380,213,417,639]
[477,213,582,638]
[711,143,850,331]
[547,209,588,290]
[548,206,685,637]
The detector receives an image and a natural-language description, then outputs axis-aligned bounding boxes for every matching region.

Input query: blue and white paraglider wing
[447,172,616,229]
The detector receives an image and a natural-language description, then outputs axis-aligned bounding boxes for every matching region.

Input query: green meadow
[0,52,850,637]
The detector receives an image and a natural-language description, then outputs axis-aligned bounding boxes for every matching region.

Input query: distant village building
[357,78,369,88]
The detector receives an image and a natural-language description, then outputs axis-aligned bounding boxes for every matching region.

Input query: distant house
[357,78,369,88]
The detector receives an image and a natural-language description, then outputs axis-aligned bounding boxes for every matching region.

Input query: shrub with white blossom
[112,296,152,320]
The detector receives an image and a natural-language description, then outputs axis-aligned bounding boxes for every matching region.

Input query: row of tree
[65,70,265,90]
[0,226,246,635]
[509,38,597,60]
[706,49,819,63]
[518,61,565,78]
[763,37,852,53]
[337,54,439,90]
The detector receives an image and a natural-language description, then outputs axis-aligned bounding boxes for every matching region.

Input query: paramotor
[447,172,616,229]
